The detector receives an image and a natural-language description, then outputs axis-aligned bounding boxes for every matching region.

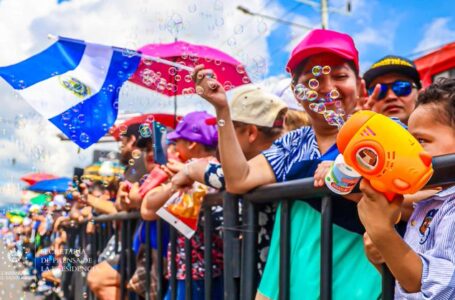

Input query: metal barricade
[60,154,455,300]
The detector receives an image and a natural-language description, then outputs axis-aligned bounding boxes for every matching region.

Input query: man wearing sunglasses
[362,55,422,124]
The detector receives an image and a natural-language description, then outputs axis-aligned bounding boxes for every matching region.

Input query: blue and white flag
[0,36,141,149]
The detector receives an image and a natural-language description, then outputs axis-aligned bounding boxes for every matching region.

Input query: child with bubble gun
[333,110,434,201]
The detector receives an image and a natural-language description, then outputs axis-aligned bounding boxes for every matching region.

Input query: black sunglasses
[367,80,417,101]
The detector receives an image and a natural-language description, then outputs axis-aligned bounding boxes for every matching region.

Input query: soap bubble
[308,78,319,90]
[132,149,141,159]
[322,65,331,75]
[312,65,322,77]
[79,133,90,144]
[306,90,318,102]
[329,89,340,100]
[293,84,307,101]
[139,124,152,137]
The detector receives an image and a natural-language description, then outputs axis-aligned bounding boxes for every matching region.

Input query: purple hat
[167,111,218,148]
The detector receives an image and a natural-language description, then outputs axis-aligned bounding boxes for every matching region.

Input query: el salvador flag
[0,36,141,149]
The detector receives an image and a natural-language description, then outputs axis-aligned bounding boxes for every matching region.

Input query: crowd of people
[1,28,455,300]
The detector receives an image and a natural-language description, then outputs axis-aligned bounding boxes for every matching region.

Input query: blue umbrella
[28,177,72,193]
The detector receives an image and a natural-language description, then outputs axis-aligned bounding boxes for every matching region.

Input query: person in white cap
[169,84,288,275]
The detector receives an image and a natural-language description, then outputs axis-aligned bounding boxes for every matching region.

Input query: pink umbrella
[129,40,251,96]
[20,173,57,185]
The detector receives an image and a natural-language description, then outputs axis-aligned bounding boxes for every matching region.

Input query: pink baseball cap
[286,29,359,75]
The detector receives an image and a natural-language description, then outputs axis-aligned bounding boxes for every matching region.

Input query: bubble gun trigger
[384,191,396,202]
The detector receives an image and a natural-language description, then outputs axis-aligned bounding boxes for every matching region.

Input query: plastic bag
[156,184,207,239]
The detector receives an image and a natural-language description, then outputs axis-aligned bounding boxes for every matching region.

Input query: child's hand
[357,179,403,237]
[313,161,333,187]
[192,64,228,110]
[363,232,384,265]
[128,182,142,208]
[166,159,185,174]
[171,169,194,191]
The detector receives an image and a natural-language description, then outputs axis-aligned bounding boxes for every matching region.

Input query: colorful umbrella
[83,161,124,182]
[20,173,57,185]
[28,177,72,193]
[130,40,251,96]
[129,40,251,126]
[6,209,27,224]
[30,194,51,206]
[20,190,40,204]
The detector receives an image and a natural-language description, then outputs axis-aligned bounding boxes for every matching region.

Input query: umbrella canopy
[110,113,178,141]
[6,209,27,224]
[20,173,57,185]
[29,177,72,193]
[129,40,251,96]
[83,161,124,182]
[30,194,51,206]
[20,190,40,204]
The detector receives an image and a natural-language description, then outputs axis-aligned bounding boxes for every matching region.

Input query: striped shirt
[395,185,455,299]
[262,126,323,182]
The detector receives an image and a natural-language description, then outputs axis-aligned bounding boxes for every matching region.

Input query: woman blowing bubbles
[192,29,381,299]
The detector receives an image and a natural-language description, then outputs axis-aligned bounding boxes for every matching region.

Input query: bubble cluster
[292,64,348,129]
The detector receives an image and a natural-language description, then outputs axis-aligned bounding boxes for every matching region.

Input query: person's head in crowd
[229,84,288,159]
[119,123,141,165]
[270,79,311,132]
[136,134,156,172]
[284,109,311,132]
[408,77,455,156]
[363,55,422,124]
[167,111,218,162]
[288,29,362,129]
[89,180,110,198]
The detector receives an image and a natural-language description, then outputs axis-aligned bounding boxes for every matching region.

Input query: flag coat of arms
[0,37,140,148]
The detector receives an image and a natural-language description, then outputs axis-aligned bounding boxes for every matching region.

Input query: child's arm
[357,179,423,293]
[140,183,174,221]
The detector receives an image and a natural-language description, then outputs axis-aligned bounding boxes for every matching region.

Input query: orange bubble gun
[337,111,434,201]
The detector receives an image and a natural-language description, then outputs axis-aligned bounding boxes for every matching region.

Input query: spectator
[362,55,422,124]
[141,111,223,300]
[171,84,287,275]
[360,78,455,298]
[193,29,381,299]
[87,121,144,300]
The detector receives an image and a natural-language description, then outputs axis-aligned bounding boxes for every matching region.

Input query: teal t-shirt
[259,127,381,299]
[258,201,381,299]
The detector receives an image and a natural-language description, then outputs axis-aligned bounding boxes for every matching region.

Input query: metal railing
[60,153,455,300]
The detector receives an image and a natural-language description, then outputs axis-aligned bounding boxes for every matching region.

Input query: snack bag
[156,184,208,239]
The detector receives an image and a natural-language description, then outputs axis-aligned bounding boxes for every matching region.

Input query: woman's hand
[313,161,333,187]
[192,64,229,111]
